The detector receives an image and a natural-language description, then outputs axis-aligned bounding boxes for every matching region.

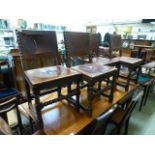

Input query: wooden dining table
[39,84,137,135]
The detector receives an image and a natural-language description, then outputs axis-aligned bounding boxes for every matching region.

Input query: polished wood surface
[93,56,142,91]
[40,85,136,135]
[25,65,82,129]
[119,56,142,65]
[25,66,80,86]
[93,56,142,66]
[72,63,117,78]
[72,62,117,111]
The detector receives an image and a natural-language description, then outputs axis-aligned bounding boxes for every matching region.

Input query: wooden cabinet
[8,50,26,96]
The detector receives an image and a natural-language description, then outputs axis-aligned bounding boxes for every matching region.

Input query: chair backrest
[109,34,122,57]
[118,87,141,127]
[17,30,60,71]
[0,60,10,90]
[64,31,91,67]
[89,33,99,57]
[90,104,118,135]
[77,104,118,135]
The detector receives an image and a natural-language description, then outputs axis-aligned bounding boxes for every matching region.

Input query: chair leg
[16,106,23,135]
[139,87,147,111]
[29,116,34,134]
[16,95,23,134]
[125,118,130,135]
[143,86,151,106]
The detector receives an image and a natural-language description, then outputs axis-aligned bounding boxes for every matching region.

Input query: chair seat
[0,88,19,99]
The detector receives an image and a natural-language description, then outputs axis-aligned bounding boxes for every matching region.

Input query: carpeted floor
[128,92,155,135]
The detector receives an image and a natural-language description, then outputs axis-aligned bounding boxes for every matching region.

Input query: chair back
[118,87,141,127]
[64,31,91,67]
[109,34,122,57]
[0,60,10,89]
[89,33,99,57]
[77,104,118,135]
[90,104,118,134]
[17,30,60,71]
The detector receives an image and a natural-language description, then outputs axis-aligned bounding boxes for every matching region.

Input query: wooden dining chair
[0,60,23,134]
[17,30,63,130]
[18,104,46,135]
[64,31,91,67]
[138,79,154,111]
[108,86,141,135]
[0,90,23,134]
[17,30,63,96]
[0,106,45,135]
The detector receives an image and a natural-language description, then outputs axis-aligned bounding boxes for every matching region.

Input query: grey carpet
[128,92,155,135]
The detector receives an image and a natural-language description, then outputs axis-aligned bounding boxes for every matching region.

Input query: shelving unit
[0,29,15,48]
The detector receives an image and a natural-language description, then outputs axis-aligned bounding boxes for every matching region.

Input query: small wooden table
[24,65,82,129]
[72,63,118,115]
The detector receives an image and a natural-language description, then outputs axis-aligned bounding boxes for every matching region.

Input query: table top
[38,85,137,135]
[24,65,81,86]
[93,56,142,65]
[142,61,155,69]
[119,56,142,64]
[72,63,117,78]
